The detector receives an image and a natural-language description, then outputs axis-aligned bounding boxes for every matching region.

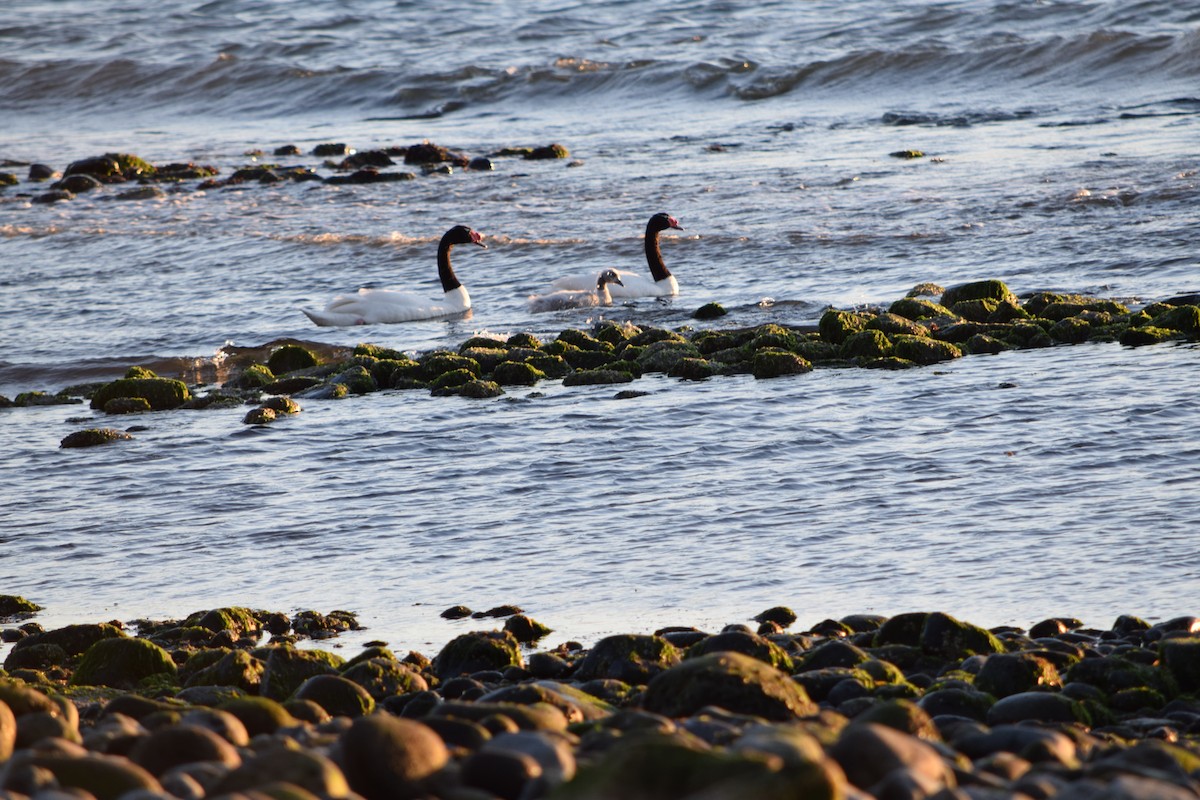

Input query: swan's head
[597,269,624,289]
[649,212,683,233]
[445,225,488,249]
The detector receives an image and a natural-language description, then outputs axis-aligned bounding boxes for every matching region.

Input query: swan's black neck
[437,239,462,293]
[645,224,672,282]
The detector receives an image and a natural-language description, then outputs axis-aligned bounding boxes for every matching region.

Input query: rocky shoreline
[3,278,1199,449]
[0,599,1198,799]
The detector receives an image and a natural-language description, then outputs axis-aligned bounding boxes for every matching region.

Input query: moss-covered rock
[636,340,701,373]
[507,332,541,349]
[102,396,152,414]
[890,334,963,365]
[0,596,41,619]
[330,364,378,394]
[433,631,524,680]
[950,298,1000,322]
[341,658,428,701]
[420,351,481,381]
[963,333,1011,355]
[429,368,475,392]
[267,344,318,374]
[71,637,177,689]
[227,363,275,390]
[1160,638,1200,693]
[354,343,408,360]
[186,607,262,639]
[562,369,634,386]
[819,309,870,344]
[686,631,795,672]
[748,324,799,352]
[502,614,553,644]
[90,377,190,411]
[941,280,1017,308]
[492,361,546,386]
[668,357,716,381]
[888,298,954,321]
[1050,316,1091,343]
[975,653,1062,698]
[751,348,812,379]
[1120,326,1181,347]
[643,651,818,720]
[9,623,124,663]
[693,302,727,320]
[184,649,264,693]
[573,635,681,685]
[920,612,1003,660]
[259,647,342,701]
[841,329,893,360]
[1149,305,1200,334]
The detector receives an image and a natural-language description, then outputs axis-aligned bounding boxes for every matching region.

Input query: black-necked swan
[303,225,486,326]
[550,212,682,298]
[528,269,624,312]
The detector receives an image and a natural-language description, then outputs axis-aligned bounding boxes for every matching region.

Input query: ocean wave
[2,21,1198,121]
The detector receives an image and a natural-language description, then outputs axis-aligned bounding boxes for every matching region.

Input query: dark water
[1,0,1197,650]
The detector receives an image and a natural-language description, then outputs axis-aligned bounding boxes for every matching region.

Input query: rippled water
[1,0,1198,651]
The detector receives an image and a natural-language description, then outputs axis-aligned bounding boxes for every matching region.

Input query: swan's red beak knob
[668,216,683,230]
[470,230,487,248]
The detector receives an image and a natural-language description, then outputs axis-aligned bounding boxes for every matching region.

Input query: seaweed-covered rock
[525,144,570,160]
[751,348,812,379]
[492,361,546,386]
[187,607,262,639]
[890,334,963,365]
[573,635,681,685]
[260,647,342,701]
[867,312,925,336]
[0,596,40,619]
[185,649,264,692]
[920,612,1003,660]
[949,298,1000,322]
[831,722,955,792]
[342,658,428,701]
[642,651,818,720]
[90,378,190,411]
[243,407,276,425]
[686,631,794,672]
[60,428,135,448]
[9,622,124,662]
[889,298,955,321]
[1050,316,1092,343]
[562,369,634,386]
[1120,326,1180,347]
[1149,305,1200,334]
[1157,638,1200,693]
[72,637,177,689]
[503,614,553,644]
[433,631,523,680]
[668,357,716,381]
[693,302,727,320]
[219,696,299,737]
[267,344,318,374]
[941,280,1018,308]
[636,340,701,373]
[819,310,870,344]
[457,379,504,399]
[841,329,892,360]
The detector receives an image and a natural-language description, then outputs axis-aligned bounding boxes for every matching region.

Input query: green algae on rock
[645,651,818,720]
[90,377,190,411]
[433,631,524,680]
[71,637,177,689]
[60,428,134,448]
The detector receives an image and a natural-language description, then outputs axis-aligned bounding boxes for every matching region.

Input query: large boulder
[432,631,523,680]
[641,651,818,721]
[338,715,449,800]
[71,637,177,689]
[573,635,680,685]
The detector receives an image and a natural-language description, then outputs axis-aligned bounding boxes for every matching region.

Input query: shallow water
[1,0,1198,652]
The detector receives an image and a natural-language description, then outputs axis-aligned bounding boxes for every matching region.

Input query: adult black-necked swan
[528,269,624,312]
[303,225,486,326]
[549,212,682,298]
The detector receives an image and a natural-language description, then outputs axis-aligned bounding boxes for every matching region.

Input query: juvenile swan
[528,269,624,312]
[303,225,486,326]
[549,212,682,298]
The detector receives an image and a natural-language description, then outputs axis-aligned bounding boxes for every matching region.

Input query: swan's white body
[303,225,485,327]
[551,271,677,298]
[304,286,470,326]
[529,270,624,312]
[549,213,683,298]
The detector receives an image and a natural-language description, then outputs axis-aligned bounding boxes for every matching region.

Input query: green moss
[71,637,177,689]
[262,396,300,414]
[259,647,342,701]
[1120,326,1181,347]
[888,298,954,321]
[1150,305,1200,334]
[341,658,427,700]
[354,343,408,360]
[526,353,570,378]
[506,332,541,349]
[458,335,508,352]
[459,346,510,372]
[492,361,546,386]
[1005,322,1055,349]
[220,696,300,736]
[891,334,962,365]
[90,377,190,411]
[0,596,41,618]
[751,348,812,379]
[60,428,134,448]
[267,345,318,374]
[574,634,681,685]
[693,302,727,320]
[186,607,261,638]
[108,153,156,176]
[430,368,475,391]
[668,357,716,381]
[819,309,870,344]
[0,173,17,186]
[941,280,1017,308]
[643,652,817,720]
[841,329,893,359]
[524,143,570,159]
[243,408,276,425]
[562,369,634,386]
[950,298,1000,322]
[920,612,1003,660]
[963,333,1010,355]
[564,348,618,370]
[419,351,481,380]
[457,379,504,398]
[1050,317,1091,344]
[558,329,612,351]
[123,366,157,380]
[226,363,275,390]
